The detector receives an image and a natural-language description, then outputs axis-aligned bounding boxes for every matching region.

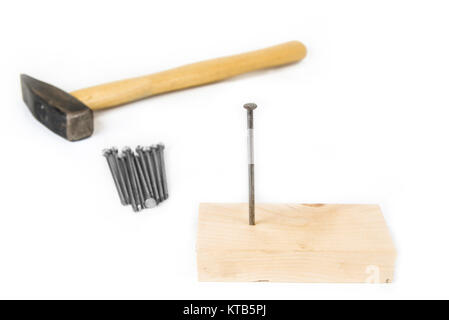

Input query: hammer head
[20,74,93,141]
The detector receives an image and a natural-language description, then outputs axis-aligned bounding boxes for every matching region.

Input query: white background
[1,0,448,299]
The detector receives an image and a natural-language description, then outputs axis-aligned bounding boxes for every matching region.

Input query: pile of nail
[102,144,168,212]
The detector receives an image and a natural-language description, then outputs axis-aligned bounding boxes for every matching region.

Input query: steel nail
[123,147,141,211]
[157,143,169,200]
[110,147,129,205]
[143,146,161,203]
[136,146,155,199]
[135,154,154,208]
[151,145,165,204]
[132,154,146,210]
[120,154,138,211]
[117,155,131,205]
[103,148,127,206]
[244,103,257,225]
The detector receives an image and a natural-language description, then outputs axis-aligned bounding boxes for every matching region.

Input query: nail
[120,154,138,212]
[136,146,155,199]
[151,145,165,204]
[143,146,161,202]
[157,143,169,200]
[244,103,257,225]
[103,148,127,206]
[132,154,146,210]
[110,147,129,205]
[135,153,153,207]
[123,147,141,211]
[117,155,131,205]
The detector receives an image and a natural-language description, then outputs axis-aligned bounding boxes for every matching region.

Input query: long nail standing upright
[244,103,257,225]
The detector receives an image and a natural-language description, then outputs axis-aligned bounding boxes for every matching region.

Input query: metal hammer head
[20,74,93,141]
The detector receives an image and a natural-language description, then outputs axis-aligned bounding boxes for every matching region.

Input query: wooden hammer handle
[71,41,306,110]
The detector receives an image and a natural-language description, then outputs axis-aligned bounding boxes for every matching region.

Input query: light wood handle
[71,41,307,110]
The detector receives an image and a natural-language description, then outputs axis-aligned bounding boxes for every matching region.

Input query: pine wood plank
[197,203,396,283]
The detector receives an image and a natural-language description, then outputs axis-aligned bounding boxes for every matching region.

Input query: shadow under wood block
[197,203,396,283]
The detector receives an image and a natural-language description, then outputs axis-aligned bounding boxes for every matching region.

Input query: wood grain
[197,203,396,283]
[71,41,306,110]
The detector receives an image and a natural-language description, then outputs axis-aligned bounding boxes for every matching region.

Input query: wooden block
[197,203,396,283]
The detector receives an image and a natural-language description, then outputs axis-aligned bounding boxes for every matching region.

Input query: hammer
[21,41,306,141]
